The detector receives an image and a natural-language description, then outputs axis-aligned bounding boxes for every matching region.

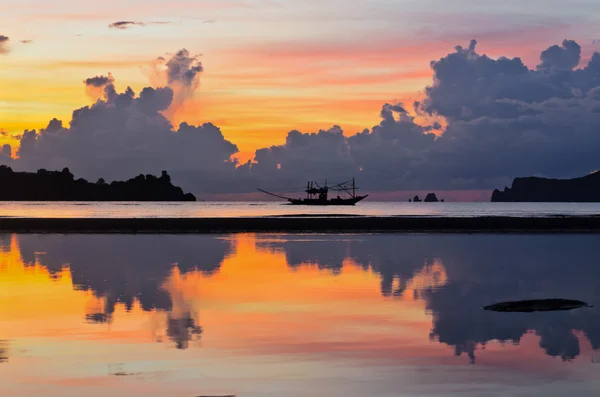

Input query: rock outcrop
[424,193,439,202]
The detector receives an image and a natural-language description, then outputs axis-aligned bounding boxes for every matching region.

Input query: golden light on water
[0,233,596,397]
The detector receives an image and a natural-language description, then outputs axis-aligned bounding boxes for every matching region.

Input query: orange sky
[2,0,596,163]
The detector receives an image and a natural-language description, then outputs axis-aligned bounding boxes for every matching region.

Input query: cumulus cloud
[84,73,115,99]
[247,38,600,193]
[0,35,9,54]
[164,49,204,87]
[7,40,600,195]
[84,74,114,87]
[146,49,204,120]
[241,103,439,192]
[2,144,11,158]
[416,38,600,186]
[16,72,239,193]
[537,39,581,71]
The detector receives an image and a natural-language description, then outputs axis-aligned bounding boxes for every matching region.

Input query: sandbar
[1,215,600,233]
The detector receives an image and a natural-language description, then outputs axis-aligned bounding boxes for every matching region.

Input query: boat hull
[287,195,368,206]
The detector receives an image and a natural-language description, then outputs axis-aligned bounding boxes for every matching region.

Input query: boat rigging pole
[256,189,294,201]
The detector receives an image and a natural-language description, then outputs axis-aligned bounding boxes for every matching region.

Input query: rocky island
[0,166,196,201]
[423,193,439,202]
[410,193,443,202]
[491,171,600,202]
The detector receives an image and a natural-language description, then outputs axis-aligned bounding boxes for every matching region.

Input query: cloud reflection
[4,234,233,349]
[256,234,600,362]
[0,340,8,363]
[1,233,599,363]
[420,235,600,363]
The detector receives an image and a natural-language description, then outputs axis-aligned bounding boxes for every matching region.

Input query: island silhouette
[491,171,600,202]
[0,166,195,201]
[410,193,442,202]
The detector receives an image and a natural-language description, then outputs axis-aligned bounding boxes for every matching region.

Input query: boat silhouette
[258,178,368,206]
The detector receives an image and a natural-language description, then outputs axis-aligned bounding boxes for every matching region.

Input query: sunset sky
[2,0,600,196]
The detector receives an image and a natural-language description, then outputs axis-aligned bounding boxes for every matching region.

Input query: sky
[2,0,600,198]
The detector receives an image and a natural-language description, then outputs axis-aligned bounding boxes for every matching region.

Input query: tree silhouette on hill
[0,166,195,201]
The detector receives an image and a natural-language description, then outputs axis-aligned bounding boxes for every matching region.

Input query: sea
[0,201,600,218]
[1,203,600,396]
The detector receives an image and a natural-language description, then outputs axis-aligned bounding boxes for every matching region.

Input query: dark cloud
[164,49,204,87]
[0,130,13,164]
[17,72,239,191]
[7,40,600,194]
[0,35,9,54]
[537,39,581,71]
[144,50,204,120]
[247,38,600,192]
[2,144,11,158]
[7,48,228,194]
[416,38,600,186]
[84,74,114,88]
[109,21,171,29]
[109,21,145,29]
[242,103,438,192]
[20,40,33,44]
[84,73,117,100]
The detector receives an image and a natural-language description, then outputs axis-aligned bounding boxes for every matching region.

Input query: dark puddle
[483,298,594,312]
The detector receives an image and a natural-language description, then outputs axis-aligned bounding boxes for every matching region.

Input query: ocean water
[0,233,599,397]
[0,201,600,218]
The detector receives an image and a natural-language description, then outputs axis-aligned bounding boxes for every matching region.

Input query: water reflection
[258,235,447,296]
[259,234,600,362]
[0,340,8,363]
[419,235,600,363]
[17,234,229,314]
[1,233,600,396]
[0,234,231,352]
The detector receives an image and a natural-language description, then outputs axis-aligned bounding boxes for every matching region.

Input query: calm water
[1,233,599,396]
[1,201,600,218]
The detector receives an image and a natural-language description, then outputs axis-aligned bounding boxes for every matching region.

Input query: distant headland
[491,171,600,202]
[0,166,196,201]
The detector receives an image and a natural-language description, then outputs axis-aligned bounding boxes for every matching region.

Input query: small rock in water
[483,298,593,312]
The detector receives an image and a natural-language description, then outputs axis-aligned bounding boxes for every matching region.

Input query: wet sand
[1,215,600,233]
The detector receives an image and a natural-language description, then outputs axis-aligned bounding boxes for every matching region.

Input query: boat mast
[353,177,355,198]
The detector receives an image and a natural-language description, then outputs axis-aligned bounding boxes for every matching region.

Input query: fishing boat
[258,178,368,206]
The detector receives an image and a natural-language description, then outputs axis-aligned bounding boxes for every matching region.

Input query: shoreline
[1,216,600,233]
